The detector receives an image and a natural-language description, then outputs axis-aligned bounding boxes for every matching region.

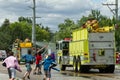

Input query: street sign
[20,42,32,48]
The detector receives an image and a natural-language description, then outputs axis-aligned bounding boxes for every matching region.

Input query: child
[2,51,22,80]
[50,52,60,72]
[42,54,57,80]
[33,51,42,75]
[22,49,35,80]
[33,45,48,75]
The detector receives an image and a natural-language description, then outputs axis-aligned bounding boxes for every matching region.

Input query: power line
[28,0,41,49]
[32,0,36,48]
[102,0,118,20]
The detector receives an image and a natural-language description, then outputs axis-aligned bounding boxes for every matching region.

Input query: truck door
[62,42,69,56]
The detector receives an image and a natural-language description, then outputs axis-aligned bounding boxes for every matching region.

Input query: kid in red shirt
[33,45,48,75]
[33,52,42,74]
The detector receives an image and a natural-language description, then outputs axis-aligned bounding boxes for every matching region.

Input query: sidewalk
[0,72,22,80]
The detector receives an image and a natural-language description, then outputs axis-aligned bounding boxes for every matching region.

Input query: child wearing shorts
[2,51,22,80]
[22,49,35,80]
[42,54,57,80]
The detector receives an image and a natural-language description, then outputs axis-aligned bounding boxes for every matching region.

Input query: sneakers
[27,75,30,79]
[22,76,30,80]
[43,78,46,80]
[33,72,36,75]
[39,71,42,74]
[37,71,42,75]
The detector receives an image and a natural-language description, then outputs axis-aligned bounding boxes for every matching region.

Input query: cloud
[35,0,95,30]
[0,0,119,31]
[37,0,93,15]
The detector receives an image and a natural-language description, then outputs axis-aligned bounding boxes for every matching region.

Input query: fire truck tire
[77,56,80,72]
[77,56,84,72]
[60,65,66,71]
[59,56,62,64]
[80,65,90,73]
[59,58,66,71]
[62,65,66,71]
[73,56,78,72]
[99,69,105,73]
[105,65,115,73]
[99,65,115,73]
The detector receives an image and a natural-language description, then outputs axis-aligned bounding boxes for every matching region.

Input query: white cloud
[0,0,119,31]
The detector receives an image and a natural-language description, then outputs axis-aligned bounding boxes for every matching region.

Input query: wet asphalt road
[0,61,120,80]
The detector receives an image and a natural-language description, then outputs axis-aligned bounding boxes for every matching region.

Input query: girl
[3,51,22,80]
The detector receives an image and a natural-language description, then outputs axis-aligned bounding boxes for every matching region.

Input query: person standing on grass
[22,49,35,80]
[2,51,22,80]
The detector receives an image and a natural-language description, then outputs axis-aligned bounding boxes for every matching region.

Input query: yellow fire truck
[12,38,33,64]
[56,20,116,73]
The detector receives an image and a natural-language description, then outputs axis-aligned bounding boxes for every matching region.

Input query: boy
[33,51,42,75]
[33,45,47,75]
[22,49,35,80]
[42,54,57,80]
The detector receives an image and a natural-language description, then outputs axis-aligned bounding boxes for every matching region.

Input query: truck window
[63,42,69,49]
[56,43,59,50]
[60,43,62,50]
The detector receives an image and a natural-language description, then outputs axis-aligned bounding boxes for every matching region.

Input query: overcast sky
[0,0,119,32]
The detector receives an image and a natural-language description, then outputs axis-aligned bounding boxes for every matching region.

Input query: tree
[18,16,32,24]
[77,16,88,27]
[0,19,13,49]
[0,19,11,33]
[36,25,51,41]
[88,10,101,21]
[10,22,30,41]
[0,32,11,49]
[57,18,76,40]
[0,16,52,49]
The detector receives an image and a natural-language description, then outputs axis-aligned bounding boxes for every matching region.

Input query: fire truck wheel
[60,65,66,71]
[73,56,77,72]
[76,56,81,72]
[99,69,105,73]
[59,58,66,71]
[105,65,115,73]
[59,56,62,64]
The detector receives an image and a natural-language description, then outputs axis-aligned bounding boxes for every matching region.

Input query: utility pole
[116,0,118,21]
[32,0,36,48]
[103,0,118,20]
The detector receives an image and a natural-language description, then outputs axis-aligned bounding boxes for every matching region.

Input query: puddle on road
[78,76,91,78]
[60,70,117,80]
[61,71,91,79]
[61,72,114,80]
